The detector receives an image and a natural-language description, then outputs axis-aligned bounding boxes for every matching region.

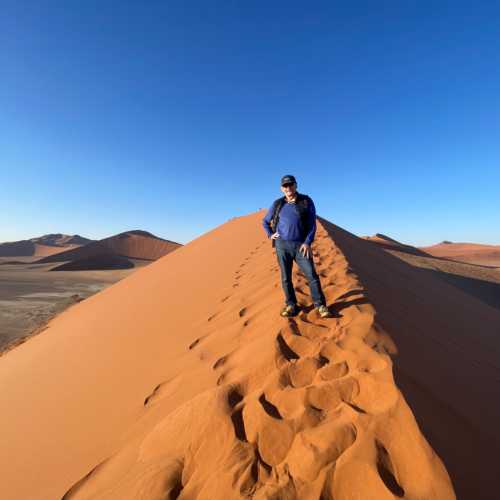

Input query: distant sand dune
[0,240,78,257]
[0,233,92,257]
[50,255,135,271]
[37,230,180,264]
[31,233,92,247]
[363,233,431,258]
[420,241,500,266]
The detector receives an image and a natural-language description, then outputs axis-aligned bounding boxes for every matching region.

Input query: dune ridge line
[59,219,454,500]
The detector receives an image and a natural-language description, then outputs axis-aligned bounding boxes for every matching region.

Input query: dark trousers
[275,239,326,307]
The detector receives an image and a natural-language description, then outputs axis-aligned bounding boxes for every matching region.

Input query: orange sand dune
[363,233,429,257]
[31,233,93,247]
[50,255,135,271]
[34,242,82,257]
[0,233,92,257]
[0,241,80,257]
[3,212,497,499]
[322,220,500,499]
[421,241,500,266]
[37,230,180,264]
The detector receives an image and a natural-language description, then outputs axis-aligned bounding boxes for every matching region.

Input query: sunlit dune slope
[0,212,465,499]
[0,233,93,257]
[31,233,93,247]
[420,241,500,266]
[37,230,181,263]
[0,236,86,257]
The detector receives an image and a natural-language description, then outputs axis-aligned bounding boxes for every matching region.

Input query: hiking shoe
[317,305,332,318]
[280,304,299,317]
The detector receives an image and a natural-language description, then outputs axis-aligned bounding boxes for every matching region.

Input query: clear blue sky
[1,1,499,246]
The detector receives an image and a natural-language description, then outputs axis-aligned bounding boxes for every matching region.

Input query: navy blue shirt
[262,194,317,245]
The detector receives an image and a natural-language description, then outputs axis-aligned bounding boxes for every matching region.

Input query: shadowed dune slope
[37,230,181,263]
[0,212,460,499]
[0,234,93,257]
[320,217,500,500]
[363,234,430,258]
[50,255,135,271]
[0,241,80,257]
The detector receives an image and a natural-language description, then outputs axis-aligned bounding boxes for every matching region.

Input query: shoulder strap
[270,197,286,232]
[295,193,309,208]
[294,194,311,234]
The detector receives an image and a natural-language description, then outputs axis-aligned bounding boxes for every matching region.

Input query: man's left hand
[300,243,311,259]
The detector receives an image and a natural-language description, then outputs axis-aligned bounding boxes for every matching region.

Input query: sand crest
[0,212,479,499]
[0,233,93,257]
[36,230,180,264]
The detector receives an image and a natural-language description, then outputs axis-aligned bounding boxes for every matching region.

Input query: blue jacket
[262,194,317,245]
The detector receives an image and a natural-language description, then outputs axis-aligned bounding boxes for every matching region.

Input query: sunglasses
[282,183,295,188]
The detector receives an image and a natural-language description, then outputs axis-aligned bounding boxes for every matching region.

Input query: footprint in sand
[376,440,405,496]
[227,385,244,409]
[188,335,207,350]
[230,407,247,442]
[276,332,300,362]
[319,360,349,380]
[213,353,230,370]
[258,393,283,419]
[288,357,319,388]
[143,376,181,406]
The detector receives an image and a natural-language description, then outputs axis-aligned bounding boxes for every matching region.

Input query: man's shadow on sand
[299,289,370,318]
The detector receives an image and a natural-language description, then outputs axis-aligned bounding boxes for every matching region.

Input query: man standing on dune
[262,175,331,318]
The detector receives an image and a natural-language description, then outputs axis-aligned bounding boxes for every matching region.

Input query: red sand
[0,234,92,257]
[421,242,500,266]
[363,234,428,257]
[37,230,181,264]
[2,212,498,498]
[0,241,80,257]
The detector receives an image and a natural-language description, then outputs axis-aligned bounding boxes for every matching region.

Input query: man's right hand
[271,232,280,240]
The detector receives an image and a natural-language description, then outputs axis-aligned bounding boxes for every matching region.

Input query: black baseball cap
[281,175,297,186]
